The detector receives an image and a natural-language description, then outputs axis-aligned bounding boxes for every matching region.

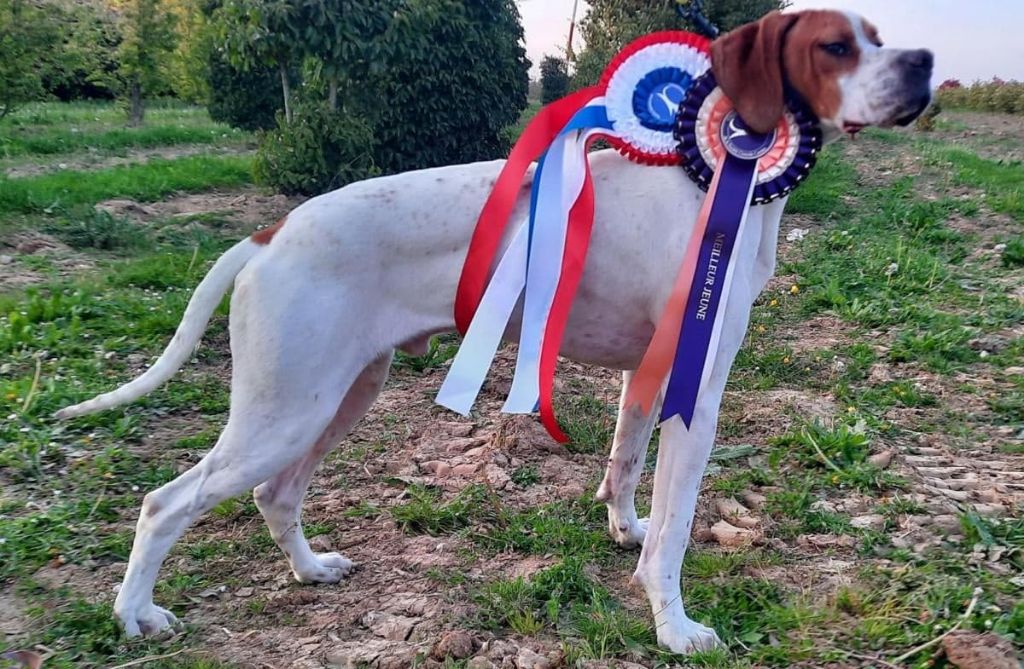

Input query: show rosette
[438,30,822,443]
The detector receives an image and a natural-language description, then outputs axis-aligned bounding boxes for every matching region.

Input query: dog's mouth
[893,94,933,127]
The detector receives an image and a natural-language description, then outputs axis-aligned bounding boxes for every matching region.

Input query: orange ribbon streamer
[623,165,724,416]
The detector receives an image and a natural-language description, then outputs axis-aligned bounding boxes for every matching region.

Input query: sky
[517,0,1024,85]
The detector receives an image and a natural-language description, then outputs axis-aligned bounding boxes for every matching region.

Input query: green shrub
[206,52,283,132]
[254,102,379,196]
[540,55,570,104]
[370,0,530,174]
[937,78,1024,115]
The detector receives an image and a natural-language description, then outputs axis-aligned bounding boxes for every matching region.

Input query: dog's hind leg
[254,352,392,584]
[595,371,661,548]
[113,278,381,637]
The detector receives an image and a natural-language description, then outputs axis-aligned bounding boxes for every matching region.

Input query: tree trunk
[279,63,292,124]
[128,79,144,127]
[328,76,338,112]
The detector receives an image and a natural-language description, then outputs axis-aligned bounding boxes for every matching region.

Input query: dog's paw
[657,616,722,654]
[609,515,649,549]
[293,552,355,585]
[116,603,181,639]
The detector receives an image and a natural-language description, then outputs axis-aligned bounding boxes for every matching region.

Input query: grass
[0,124,246,159]
[0,154,254,214]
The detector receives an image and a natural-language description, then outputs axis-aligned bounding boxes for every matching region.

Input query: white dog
[58,10,932,653]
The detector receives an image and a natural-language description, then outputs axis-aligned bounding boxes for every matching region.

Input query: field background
[0,103,1022,669]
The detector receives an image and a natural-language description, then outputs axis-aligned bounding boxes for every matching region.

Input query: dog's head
[711,10,934,137]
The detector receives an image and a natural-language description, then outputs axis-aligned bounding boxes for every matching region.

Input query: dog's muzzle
[895,49,935,126]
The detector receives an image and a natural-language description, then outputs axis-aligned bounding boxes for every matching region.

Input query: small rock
[0,255,12,265]
[850,514,886,530]
[942,631,1019,669]
[715,497,750,521]
[445,437,488,453]
[432,630,476,660]
[786,227,809,242]
[710,520,757,548]
[309,535,333,553]
[235,586,254,598]
[483,464,510,489]
[742,491,767,510]
[868,450,894,469]
[810,499,837,514]
[1,650,43,669]
[485,640,518,660]
[467,658,497,669]
[797,534,856,550]
[464,446,488,459]
[452,463,480,477]
[515,647,552,669]
[362,611,418,641]
[421,460,453,477]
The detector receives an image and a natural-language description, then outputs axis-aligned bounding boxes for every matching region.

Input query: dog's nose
[902,49,934,73]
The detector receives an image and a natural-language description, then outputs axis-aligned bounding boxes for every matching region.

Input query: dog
[57,9,933,653]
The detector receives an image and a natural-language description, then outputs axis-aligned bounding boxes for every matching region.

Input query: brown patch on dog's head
[711,10,868,132]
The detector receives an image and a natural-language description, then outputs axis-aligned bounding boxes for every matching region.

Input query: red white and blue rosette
[602,31,712,165]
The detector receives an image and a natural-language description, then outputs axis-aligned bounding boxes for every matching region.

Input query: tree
[540,55,569,104]
[114,0,177,125]
[370,0,530,173]
[217,0,300,122]
[573,0,788,88]
[40,0,122,102]
[213,0,530,194]
[0,0,60,119]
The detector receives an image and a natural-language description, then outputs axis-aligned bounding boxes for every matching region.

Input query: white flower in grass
[885,263,899,277]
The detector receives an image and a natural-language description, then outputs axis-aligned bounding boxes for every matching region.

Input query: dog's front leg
[596,371,661,548]
[632,260,763,652]
[633,413,721,652]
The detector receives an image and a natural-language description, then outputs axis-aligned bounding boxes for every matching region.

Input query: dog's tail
[55,239,262,420]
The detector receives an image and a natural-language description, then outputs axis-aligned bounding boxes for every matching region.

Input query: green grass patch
[786,148,857,218]
[0,154,253,215]
[0,124,246,158]
[926,146,1024,220]
[391,484,498,535]
[1003,236,1024,267]
[554,383,616,454]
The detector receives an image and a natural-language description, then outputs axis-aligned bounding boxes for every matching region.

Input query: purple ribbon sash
[660,151,760,427]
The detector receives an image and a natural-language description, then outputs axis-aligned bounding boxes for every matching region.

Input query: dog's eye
[821,42,851,57]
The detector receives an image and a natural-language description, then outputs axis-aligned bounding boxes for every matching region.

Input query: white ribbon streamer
[502,127,594,413]
[436,222,529,415]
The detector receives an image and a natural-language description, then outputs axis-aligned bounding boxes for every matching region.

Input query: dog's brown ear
[711,11,800,134]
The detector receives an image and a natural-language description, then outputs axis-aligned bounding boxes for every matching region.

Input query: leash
[676,0,721,40]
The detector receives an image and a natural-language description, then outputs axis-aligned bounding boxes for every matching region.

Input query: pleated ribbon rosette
[437,31,821,442]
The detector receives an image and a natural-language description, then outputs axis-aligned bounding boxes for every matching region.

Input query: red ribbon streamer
[537,135,607,442]
[454,86,602,335]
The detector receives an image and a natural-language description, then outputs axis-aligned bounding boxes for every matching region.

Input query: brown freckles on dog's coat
[712,10,870,133]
